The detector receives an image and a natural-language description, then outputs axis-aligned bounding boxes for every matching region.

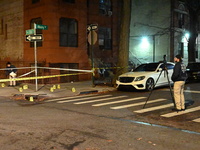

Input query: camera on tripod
[162,54,167,70]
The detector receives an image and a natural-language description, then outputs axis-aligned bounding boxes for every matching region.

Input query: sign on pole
[34,24,48,30]
[88,30,97,45]
[87,24,98,31]
[26,29,35,35]
[25,34,43,42]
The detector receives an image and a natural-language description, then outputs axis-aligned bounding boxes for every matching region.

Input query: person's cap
[175,54,182,60]
[6,62,11,65]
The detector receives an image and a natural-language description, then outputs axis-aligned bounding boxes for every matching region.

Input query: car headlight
[135,76,145,81]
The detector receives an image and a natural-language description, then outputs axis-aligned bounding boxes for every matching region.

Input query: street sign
[26,29,35,35]
[34,24,48,30]
[88,30,97,45]
[25,34,43,42]
[87,24,98,31]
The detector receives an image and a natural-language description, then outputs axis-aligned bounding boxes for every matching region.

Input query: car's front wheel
[145,78,154,91]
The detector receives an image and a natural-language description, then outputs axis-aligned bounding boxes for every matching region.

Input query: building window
[98,27,112,50]
[63,0,75,3]
[178,42,184,57]
[30,17,42,47]
[59,18,78,47]
[32,0,40,4]
[178,4,186,28]
[99,0,112,16]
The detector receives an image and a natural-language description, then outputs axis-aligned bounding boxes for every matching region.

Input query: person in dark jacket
[6,62,17,86]
[171,55,187,111]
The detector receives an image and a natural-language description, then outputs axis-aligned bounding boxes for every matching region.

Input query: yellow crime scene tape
[0,66,127,83]
[0,72,90,83]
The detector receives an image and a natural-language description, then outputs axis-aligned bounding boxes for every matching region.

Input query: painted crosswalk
[110,98,166,110]
[193,118,200,123]
[134,103,174,113]
[161,106,200,117]
[46,94,200,123]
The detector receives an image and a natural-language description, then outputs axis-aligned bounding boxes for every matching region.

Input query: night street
[0,82,200,150]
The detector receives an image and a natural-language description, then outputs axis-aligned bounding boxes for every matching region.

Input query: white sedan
[116,62,175,91]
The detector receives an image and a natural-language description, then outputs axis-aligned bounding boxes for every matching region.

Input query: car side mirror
[157,68,162,72]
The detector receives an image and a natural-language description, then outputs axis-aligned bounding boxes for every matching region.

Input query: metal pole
[34,23,38,91]
[153,35,155,62]
[91,29,95,87]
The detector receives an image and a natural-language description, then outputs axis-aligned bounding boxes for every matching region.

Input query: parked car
[116,62,175,91]
[186,62,200,81]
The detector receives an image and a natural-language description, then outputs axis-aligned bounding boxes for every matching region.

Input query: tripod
[143,57,175,109]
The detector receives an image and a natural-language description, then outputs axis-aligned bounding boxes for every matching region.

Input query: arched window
[178,4,186,28]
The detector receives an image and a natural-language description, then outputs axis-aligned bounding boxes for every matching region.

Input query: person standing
[6,62,17,87]
[171,55,187,111]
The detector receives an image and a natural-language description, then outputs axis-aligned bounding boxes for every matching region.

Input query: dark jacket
[171,62,187,82]
[6,65,17,75]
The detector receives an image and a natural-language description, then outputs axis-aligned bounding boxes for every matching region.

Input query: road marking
[110,98,166,110]
[92,97,146,107]
[161,106,200,117]
[161,89,200,94]
[134,103,174,113]
[57,95,112,103]
[193,118,200,123]
[46,94,99,102]
[74,96,128,104]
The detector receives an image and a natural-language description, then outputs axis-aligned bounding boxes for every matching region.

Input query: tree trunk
[112,0,131,85]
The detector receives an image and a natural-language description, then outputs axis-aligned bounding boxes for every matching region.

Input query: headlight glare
[135,76,145,81]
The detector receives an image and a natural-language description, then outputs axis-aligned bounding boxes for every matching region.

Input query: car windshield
[133,63,159,72]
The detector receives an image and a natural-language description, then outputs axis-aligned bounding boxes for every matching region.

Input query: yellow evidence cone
[72,87,76,92]
[1,83,5,87]
[19,87,23,92]
[29,96,34,102]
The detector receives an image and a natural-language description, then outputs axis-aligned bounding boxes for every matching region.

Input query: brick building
[0,0,121,83]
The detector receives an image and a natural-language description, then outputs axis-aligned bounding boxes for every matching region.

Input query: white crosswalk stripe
[57,94,112,103]
[161,106,200,117]
[74,95,128,104]
[193,118,200,123]
[92,97,146,107]
[110,98,166,110]
[46,94,200,123]
[46,94,99,102]
[134,103,174,113]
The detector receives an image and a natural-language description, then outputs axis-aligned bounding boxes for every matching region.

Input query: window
[59,18,78,47]
[63,0,75,3]
[32,0,40,4]
[98,27,112,50]
[99,0,112,16]
[178,4,185,28]
[30,18,42,47]
[178,42,184,57]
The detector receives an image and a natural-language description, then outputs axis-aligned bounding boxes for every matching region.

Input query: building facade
[0,0,121,83]
[130,0,200,66]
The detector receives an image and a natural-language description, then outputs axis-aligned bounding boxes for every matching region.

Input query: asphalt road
[0,82,200,150]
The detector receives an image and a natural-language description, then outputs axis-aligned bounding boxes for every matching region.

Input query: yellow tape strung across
[0,72,89,83]
[0,66,127,83]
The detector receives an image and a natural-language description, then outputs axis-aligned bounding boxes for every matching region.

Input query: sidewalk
[0,80,116,99]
